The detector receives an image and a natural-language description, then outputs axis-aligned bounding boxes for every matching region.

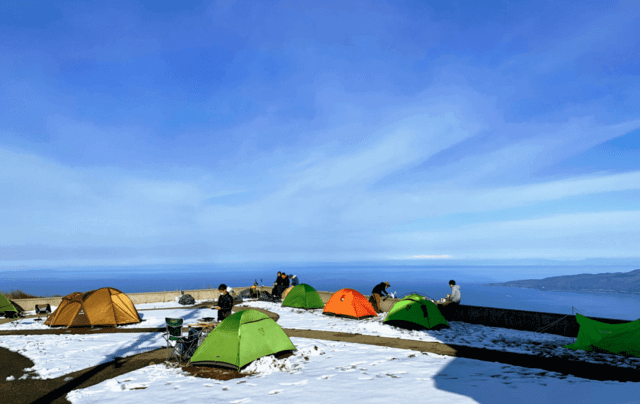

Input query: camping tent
[283,286,294,299]
[190,309,296,370]
[0,293,22,318]
[384,294,448,330]
[563,314,640,357]
[282,284,324,309]
[45,287,140,327]
[322,288,377,319]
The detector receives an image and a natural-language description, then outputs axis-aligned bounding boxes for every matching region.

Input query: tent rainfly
[384,294,448,330]
[45,287,140,327]
[282,284,324,309]
[322,288,377,319]
[190,309,296,370]
[0,293,23,318]
[563,314,640,357]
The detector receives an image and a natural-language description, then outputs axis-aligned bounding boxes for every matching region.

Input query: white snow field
[0,332,165,379]
[66,337,640,404]
[238,301,640,370]
[0,307,215,330]
[4,302,640,370]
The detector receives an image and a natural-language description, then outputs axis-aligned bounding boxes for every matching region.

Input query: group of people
[369,280,461,313]
[215,276,461,321]
[271,271,299,298]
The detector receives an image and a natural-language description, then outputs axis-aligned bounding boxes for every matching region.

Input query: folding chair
[33,304,52,322]
[163,318,186,365]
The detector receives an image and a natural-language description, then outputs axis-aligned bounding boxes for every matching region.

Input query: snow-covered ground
[66,337,640,404]
[135,300,210,310]
[0,308,216,330]
[237,301,640,370]
[1,332,165,379]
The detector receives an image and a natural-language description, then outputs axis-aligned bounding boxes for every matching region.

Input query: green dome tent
[563,314,640,357]
[0,293,23,318]
[384,294,448,330]
[282,284,324,309]
[190,309,296,370]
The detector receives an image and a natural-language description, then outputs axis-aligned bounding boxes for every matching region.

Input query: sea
[2,263,639,321]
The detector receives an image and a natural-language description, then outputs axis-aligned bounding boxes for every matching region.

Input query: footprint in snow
[268,389,284,395]
[280,380,308,386]
[318,375,334,380]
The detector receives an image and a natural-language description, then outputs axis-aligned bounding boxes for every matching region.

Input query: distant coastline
[485,269,640,295]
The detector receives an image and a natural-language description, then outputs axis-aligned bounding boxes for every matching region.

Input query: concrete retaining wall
[446,304,630,337]
[12,287,630,338]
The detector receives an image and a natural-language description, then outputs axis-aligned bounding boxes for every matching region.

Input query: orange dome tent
[45,287,141,327]
[322,288,377,319]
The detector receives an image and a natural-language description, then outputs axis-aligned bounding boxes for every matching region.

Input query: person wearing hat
[214,284,234,321]
[370,282,390,313]
[289,274,299,287]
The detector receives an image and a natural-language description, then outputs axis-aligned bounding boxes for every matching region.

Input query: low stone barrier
[12,287,629,338]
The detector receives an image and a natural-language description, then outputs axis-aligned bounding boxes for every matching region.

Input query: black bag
[178,294,196,305]
[258,291,280,302]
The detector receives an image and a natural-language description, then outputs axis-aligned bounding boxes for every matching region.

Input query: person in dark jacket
[215,284,234,321]
[271,272,283,295]
[370,282,390,313]
[274,272,290,298]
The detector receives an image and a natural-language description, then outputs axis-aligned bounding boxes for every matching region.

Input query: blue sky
[1,0,639,268]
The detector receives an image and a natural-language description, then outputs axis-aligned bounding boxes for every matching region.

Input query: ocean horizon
[2,263,639,321]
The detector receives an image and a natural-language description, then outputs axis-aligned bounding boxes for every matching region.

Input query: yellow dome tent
[45,287,140,327]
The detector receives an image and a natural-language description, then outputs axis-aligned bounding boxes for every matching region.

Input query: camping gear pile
[178,293,196,305]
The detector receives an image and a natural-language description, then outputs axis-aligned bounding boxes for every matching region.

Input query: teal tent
[384,294,448,330]
[563,314,640,357]
[0,293,22,318]
[190,309,296,370]
[282,284,324,309]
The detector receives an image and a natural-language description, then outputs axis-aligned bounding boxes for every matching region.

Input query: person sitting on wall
[289,274,299,287]
[437,280,461,309]
[274,272,290,298]
[214,284,234,321]
[271,271,283,295]
[370,282,390,313]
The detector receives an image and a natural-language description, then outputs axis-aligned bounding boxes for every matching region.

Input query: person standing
[370,282,390,313]
[215,284,234,322]
[271,271,283,295]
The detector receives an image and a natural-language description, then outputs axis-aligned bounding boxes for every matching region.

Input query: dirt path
[0,347,168,404]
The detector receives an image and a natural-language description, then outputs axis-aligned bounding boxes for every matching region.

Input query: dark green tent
[0,293,22,318]
[563,314,640,357]
[190,309,296,370]
[282,284,324,309]
[384,294,448,330]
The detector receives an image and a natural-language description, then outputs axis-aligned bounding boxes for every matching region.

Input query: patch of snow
[237,301,640,370]
[0,333,165,379]
[67,337,640,404]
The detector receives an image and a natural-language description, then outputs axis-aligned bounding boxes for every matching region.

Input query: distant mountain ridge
[485,269,640,294]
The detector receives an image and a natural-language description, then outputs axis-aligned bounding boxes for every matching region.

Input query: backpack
[258,291,280,303]
[178,294,196,305]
